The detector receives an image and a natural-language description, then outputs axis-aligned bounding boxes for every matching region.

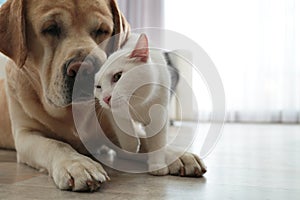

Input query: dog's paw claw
[194,167,203,177]
[68,178,74,188]
[180,167,185,176]
[52,155,108,192]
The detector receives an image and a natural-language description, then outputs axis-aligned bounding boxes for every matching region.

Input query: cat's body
[94,34,207,176]
[94,34,175,173]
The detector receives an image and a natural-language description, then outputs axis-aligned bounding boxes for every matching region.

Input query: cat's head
[94,34,149,109]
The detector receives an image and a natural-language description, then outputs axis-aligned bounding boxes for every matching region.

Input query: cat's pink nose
[103,96,111,105]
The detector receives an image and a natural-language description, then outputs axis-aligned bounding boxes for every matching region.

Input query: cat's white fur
[94,34,207,176]
[94,34,171,173]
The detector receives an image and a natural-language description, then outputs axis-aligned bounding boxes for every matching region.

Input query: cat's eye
[95,85,102,89]
[112,72,122,83]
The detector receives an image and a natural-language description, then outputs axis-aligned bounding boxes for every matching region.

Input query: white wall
[0,53,7,79]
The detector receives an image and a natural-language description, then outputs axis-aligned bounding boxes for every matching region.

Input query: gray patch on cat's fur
[164,52,180,95]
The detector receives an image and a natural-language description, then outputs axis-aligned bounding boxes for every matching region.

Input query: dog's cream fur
[0,0,130,191]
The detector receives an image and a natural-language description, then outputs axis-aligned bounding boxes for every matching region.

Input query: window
[165,0,300,123]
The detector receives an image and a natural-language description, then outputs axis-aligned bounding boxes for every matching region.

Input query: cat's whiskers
[111,93,146,122]
[80,98,106,123]
[110,96,125,108]
[94,100,107,123]
[96,109,105,123]
[120,94,146,101]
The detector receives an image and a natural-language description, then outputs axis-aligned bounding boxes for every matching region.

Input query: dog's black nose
[65,56,99,77]
[66,61,95,77]
[64,56,100,103]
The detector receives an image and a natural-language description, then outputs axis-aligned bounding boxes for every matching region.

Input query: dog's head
[0,0,130,107]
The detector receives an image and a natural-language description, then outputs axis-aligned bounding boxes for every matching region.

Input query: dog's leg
[8,98,108,192]
[14,131,108,191]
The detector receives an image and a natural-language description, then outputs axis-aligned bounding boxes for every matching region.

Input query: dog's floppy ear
[0,0,27,68]
[109,0,131,52]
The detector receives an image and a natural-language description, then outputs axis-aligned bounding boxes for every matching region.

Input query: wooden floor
[0,123,300,200]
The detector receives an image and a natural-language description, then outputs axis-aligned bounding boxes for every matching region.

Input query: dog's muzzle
[63,56,100,104]
[66,56,98,77]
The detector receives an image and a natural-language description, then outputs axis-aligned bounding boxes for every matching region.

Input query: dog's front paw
[168,152,207,177]
[52,155,109,192]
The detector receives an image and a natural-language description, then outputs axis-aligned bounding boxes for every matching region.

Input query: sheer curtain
[117,0,164,29]
[117,0,300,123]
[165,0,300,123]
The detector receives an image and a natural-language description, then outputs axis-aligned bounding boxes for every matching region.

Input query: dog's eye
[95,85,102,90]
[94,28,109,37]
[42,24,61,37]
[112,72,122,83]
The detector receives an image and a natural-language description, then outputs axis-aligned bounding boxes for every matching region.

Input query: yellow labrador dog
[0,0,206,192]
[0,0,130,191]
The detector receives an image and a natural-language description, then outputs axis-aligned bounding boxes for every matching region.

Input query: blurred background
[0,0,299,124]
[118,0,300,123]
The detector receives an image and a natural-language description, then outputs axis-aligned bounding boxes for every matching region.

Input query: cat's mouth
[99,95,129,110]
[109,97,127,110]
[101,98,122,110]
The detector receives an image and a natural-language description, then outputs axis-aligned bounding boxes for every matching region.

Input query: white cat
[94,34,207,176]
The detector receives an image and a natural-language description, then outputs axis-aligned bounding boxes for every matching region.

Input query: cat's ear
[129,34,149,62]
